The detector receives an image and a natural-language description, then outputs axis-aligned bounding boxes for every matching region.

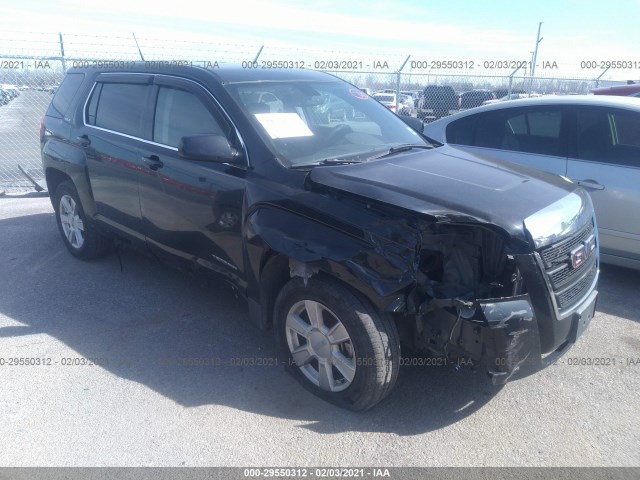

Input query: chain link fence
[0,31,618,193]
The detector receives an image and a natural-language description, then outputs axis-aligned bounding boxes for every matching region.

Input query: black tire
[274,276,400,411]
[54,180,111,260]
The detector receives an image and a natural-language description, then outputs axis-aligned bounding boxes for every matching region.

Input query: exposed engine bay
[399,223,541,383]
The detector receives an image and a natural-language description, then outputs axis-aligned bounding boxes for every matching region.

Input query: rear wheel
[274,277,400,410]
[54,180,111,260]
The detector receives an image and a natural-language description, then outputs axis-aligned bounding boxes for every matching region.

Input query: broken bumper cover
[471,290,598,385]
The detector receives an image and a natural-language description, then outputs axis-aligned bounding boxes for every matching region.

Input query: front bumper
[460,289,598,385]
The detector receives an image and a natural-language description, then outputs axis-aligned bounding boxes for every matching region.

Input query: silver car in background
[423,95,640,269]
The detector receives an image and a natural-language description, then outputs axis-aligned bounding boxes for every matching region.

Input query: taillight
[39,117,45,142]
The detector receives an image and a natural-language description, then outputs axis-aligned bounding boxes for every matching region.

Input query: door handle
[76,134,91,146]
[575,179,605,190]
[142,155,163,170]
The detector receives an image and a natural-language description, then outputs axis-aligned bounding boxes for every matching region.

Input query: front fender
[245,205,419,314]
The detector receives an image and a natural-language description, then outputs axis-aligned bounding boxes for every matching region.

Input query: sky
[1,0,639,80]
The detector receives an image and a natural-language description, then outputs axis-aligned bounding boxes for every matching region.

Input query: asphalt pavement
[0,196,639,467]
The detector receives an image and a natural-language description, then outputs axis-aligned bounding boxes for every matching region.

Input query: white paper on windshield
[254,113,314,139]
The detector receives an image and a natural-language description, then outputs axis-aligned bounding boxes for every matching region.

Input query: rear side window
[523,111,562,138]
[153,87,225,148]
[506,114,527,134]
[448,108,564,156]
[446,116,476,145]
[50,73,84,118]
[92,83,150,138]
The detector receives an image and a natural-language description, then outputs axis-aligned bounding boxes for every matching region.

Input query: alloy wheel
[59,194,85,249]
[285,300,357,392]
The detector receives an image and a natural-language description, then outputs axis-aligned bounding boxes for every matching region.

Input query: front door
[137,76,247,281]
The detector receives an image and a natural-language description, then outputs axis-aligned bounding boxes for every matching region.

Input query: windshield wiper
[290,143,434,169]
[369,143,434,160]
[290,158,364,169]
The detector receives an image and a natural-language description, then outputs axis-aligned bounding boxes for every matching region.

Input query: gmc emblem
[570,234,596,269]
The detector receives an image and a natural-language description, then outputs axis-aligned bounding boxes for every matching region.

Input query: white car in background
[1,84,19,99]
[373,92,398,112]
[373,93,415,116]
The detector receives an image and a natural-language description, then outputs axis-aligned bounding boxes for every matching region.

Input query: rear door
[83,74,153,235]
[445,106,569,176]
[567,106,640,263]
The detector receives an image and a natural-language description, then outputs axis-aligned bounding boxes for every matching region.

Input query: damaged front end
[407,222,548,384]
[408,196,598,385]
[277,160,600,386]
[416,289,544,385]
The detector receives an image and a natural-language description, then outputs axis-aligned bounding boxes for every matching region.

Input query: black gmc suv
[41,65,599,410]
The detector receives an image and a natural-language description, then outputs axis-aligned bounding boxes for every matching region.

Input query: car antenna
[132,32,145,61]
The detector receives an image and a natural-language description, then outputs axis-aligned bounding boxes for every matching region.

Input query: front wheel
[274,277,400,410]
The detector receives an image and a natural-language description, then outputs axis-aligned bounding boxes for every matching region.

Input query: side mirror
[179,134,242,163]
[398,115,425,134]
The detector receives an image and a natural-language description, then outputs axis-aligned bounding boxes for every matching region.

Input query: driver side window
[153,87,226,148]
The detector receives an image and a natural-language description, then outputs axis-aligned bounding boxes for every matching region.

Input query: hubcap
[285,300,356,392]
[59,194,85,249]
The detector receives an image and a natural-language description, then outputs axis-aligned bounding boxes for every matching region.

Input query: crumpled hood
[308,145,580,244]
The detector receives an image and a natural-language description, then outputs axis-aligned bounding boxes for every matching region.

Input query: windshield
[225,80,428,166]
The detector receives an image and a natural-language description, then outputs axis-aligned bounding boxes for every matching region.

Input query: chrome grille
[556,265,598,309]
[547,249,596,290]
[541,222,595,268]
[538,219,598,316]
